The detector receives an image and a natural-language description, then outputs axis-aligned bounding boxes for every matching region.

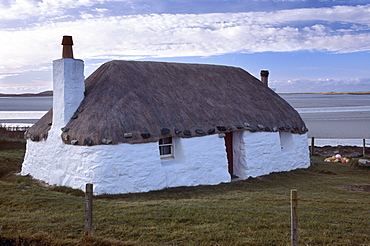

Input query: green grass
[1,140,370,245]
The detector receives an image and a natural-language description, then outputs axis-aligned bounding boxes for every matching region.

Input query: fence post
[291,189,298,246]
[363,139,366,157]
[310,137,315,156]
[85,183,93,236]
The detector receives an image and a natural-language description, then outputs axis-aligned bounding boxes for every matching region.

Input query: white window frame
[159,137,174,158]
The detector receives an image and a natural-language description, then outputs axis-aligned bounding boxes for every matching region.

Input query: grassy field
[0,138,370,245]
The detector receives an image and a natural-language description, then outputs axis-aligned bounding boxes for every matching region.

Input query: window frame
[159,137,174,158]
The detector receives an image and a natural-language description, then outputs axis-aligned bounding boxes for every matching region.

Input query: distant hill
[0,90,53,97]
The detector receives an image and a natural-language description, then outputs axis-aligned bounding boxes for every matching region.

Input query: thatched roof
[26,60,307,145]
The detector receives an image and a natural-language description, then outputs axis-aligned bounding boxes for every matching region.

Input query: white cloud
[0,0,118,20]
[270,77,370,93]
[1,4,370,79]
[0,73,19,80]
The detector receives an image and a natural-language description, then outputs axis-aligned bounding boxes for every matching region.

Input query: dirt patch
[344,184,370,192]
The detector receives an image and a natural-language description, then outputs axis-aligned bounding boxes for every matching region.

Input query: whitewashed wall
[232,131,310,179]
[22,133,167,194]
[21,134,231,194]
[161,135,230,188]
[22,130,308,194]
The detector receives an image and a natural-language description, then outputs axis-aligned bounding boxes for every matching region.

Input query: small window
[279,132,293,151]
[159,137,174,158]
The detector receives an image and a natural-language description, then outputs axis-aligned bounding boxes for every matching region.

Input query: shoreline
[311,138,369,147]
[1,91,369,97]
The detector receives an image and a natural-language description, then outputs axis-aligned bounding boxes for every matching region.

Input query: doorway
[224,132,233,175]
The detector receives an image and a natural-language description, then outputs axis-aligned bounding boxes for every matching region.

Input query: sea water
[1,94,369,146]
[280,94,370,146]
[0,97,52,125]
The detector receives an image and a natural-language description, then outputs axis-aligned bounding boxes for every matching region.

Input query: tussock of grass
[0,149,25,178]
[49,186,85,197]
[1,147,370,245]
[0,138,26,178]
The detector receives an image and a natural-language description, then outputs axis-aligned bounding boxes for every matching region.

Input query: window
[159,137,174,158]
[279,132,293,151]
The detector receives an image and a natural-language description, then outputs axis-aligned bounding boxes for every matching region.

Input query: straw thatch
[26,60,307,145]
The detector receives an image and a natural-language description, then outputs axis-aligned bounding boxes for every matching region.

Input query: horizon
[2,89,370,96]
[1,0,370,94]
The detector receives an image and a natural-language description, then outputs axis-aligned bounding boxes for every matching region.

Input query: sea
[1,94,369,147]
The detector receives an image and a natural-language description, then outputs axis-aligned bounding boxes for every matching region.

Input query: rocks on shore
[312,145,368,158]
[358,159,370,167]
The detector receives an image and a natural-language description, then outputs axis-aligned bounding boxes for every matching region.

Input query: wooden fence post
[85,183,93,236]
[291,189,298,246]
[310,137,315,156]
[363,139,366,157]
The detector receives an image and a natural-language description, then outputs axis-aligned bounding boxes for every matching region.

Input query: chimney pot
[260,70,269,87]
[61,36,74,58]
[260,70,269,78]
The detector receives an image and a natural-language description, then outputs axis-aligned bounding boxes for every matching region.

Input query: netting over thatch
[26,60,307,145]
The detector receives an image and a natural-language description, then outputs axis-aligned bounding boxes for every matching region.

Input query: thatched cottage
[21,36,310,194]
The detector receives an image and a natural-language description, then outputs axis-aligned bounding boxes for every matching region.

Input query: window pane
[162,146,171,155]
[162,137,172,144]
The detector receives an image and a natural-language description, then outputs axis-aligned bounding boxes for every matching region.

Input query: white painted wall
[22,130,308,194]
[22,134,168,194]
[161,135,230,188]
[21,134,231,195]
[232,131,310,179]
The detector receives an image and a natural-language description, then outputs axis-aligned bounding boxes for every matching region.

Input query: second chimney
[260,70,269,87]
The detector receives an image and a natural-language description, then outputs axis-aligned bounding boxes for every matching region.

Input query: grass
[1,138,370,245]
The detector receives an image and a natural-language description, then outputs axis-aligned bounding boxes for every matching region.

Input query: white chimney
[260,70,269,87]
[51,36,85,132]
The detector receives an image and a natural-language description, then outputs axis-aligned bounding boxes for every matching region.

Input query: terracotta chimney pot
[61,36,74,58]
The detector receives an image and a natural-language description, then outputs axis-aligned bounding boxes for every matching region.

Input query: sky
[1,0,370,94]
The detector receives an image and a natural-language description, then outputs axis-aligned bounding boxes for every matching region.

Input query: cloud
[270,77,370,93]
[0,73,19,80]
[0,0,109,20]
[1,4,370,75]
[0,70,52,94]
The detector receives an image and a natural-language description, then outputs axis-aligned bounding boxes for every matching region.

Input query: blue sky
[1,0,370,93]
